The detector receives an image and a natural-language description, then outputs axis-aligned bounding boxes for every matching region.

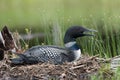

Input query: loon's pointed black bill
[83,28,97,36]
[87,29,97,32]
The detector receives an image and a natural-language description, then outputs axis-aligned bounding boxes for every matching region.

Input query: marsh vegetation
[0,0,120,80]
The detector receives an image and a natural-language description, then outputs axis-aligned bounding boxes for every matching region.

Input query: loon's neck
[65,41,81,61]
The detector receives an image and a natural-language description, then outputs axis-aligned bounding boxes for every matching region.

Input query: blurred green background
[0,0,120,30]
[0,0,120,57]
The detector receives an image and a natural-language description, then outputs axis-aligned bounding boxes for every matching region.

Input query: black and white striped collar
[65,41,80,50]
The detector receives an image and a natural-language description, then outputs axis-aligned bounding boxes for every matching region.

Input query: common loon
[11,26,96,65]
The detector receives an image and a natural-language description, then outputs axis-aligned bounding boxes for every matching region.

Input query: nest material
[0,55,101,80]
[0,26,113,80]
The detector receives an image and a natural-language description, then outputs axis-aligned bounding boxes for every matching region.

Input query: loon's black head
[64,26,96,44]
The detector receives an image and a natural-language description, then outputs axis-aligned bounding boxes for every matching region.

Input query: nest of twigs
[0,55,103,80]
[0,26,112,80]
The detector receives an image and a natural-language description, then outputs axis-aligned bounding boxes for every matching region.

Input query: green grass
[91,67,120,80]
[0,0,120,79]
[0,0,120,57]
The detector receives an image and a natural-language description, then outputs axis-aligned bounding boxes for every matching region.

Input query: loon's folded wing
[24,46,64,64]
[11,45,69,65]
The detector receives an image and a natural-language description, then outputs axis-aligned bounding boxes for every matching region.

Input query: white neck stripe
[65,41,76,48]
[65,41,81,61]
